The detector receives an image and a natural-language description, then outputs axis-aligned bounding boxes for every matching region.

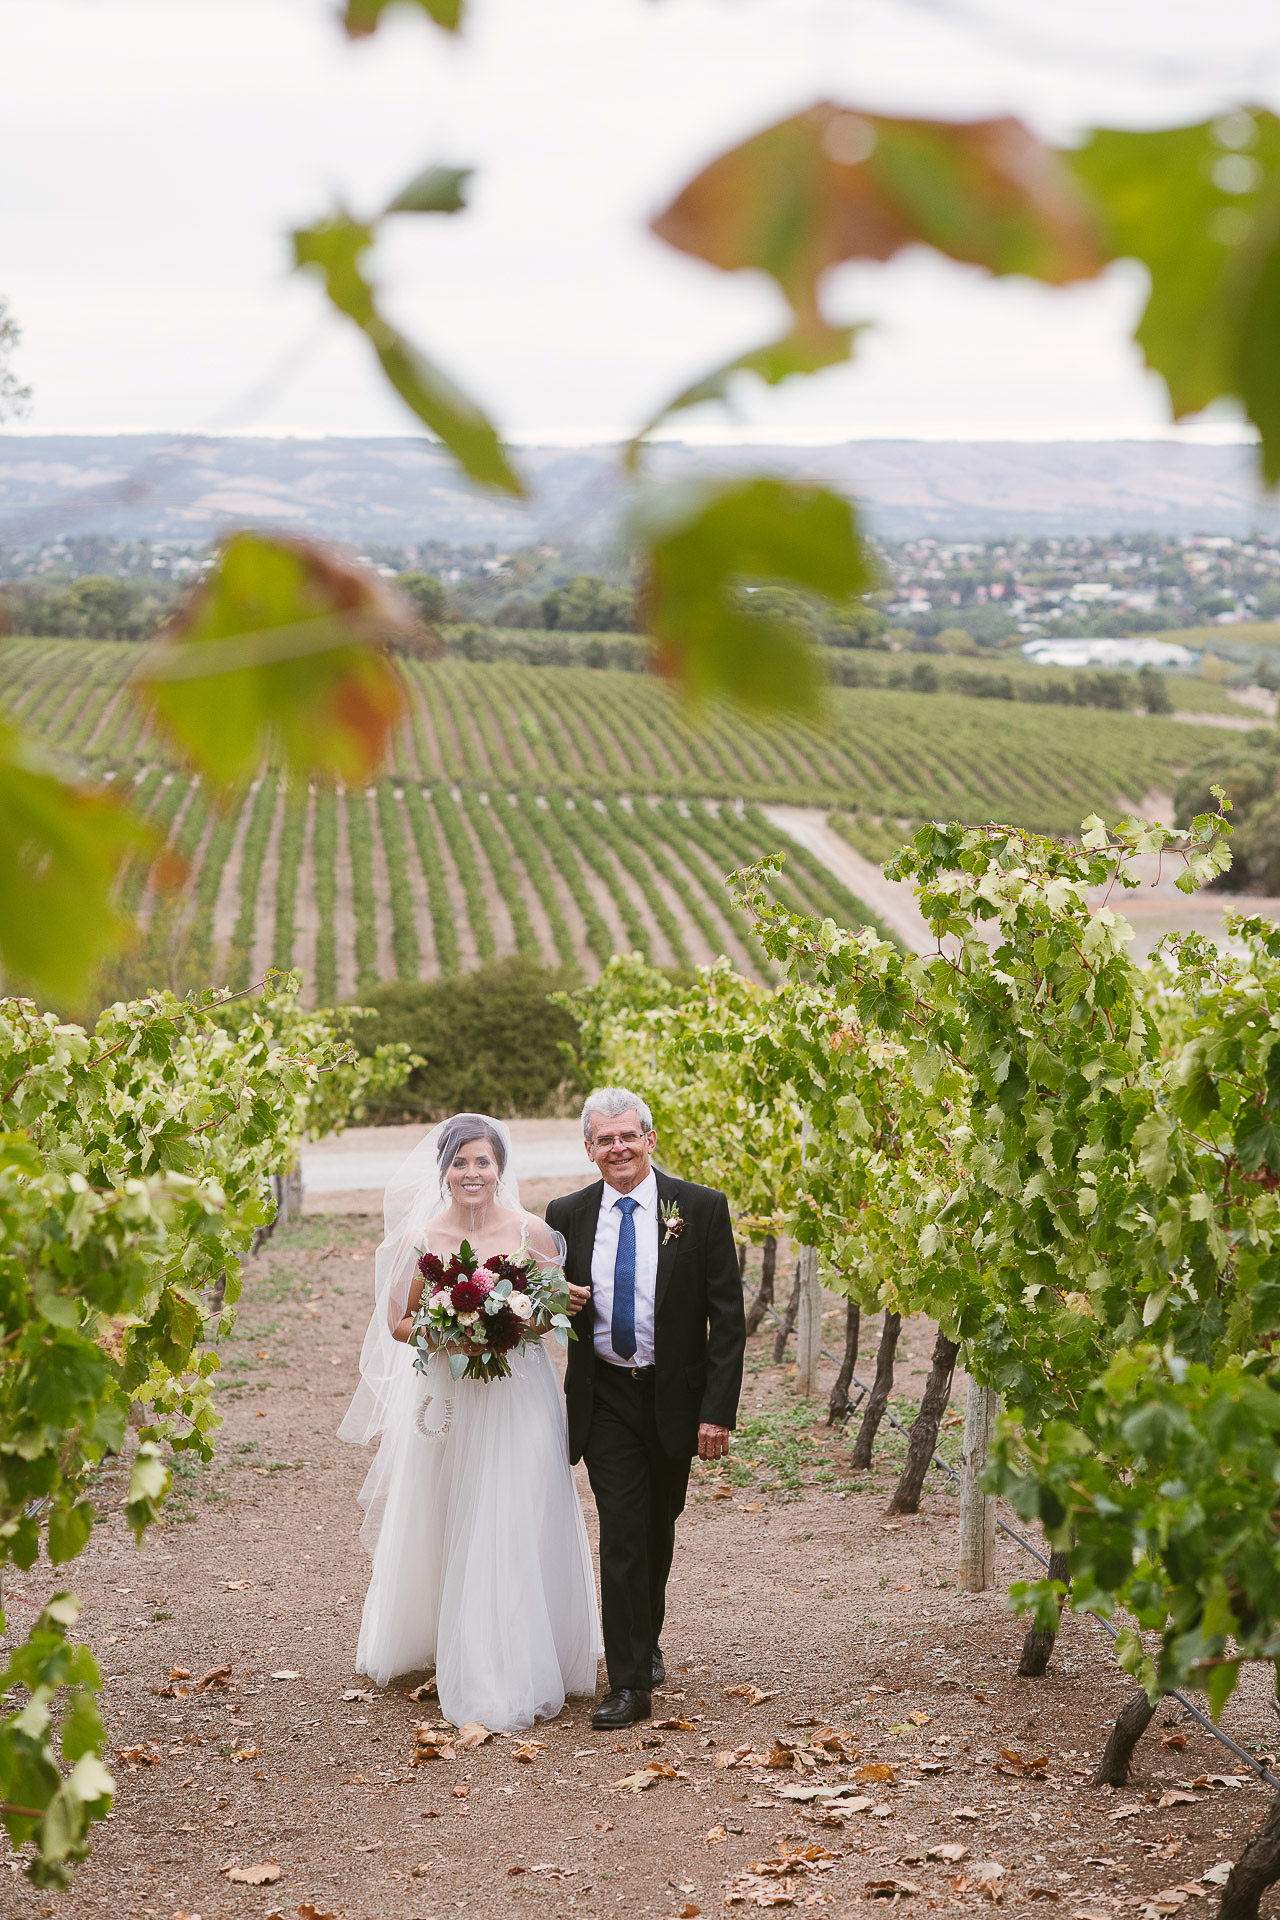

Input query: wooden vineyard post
[958,1380,999,1591]
[793,1246,823,1396]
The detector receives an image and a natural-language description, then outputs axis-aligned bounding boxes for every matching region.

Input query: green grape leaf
[46,1501,94,1568]
[653,101,1103,329]
[58,1692,105,1767]
[139,531,410,789]
[384,164,471,216]
[632,474,877,712]
[628,321,862,464]
[293,214,522,496]
[342,0,462,35]
[1070,113,1280,476]
[0,720,153,1002]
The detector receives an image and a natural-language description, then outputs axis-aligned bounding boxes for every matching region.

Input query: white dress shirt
[590,1169,660,1368]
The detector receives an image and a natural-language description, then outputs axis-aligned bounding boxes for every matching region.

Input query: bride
[338,1113,602,1732]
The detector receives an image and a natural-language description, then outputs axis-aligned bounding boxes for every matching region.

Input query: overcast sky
[3,0,1279,443]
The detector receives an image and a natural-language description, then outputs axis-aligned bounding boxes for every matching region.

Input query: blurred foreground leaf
[629,321,861,464]
[0,721,152,1001]
[294,208,522,497]
[139,532,410,789]
[632,475,877,713]
[654,101,1102,316]
[342,0,462,35]
[1071,112,1280,480]
[644,101,1101,446]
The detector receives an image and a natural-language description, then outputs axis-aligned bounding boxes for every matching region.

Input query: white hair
[582,1086,654,1142]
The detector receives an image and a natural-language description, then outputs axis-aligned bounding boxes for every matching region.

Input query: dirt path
[6,1221,1277,1920]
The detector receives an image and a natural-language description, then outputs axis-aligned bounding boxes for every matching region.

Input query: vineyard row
[0,643,1222,836]
[122,773,885,1001]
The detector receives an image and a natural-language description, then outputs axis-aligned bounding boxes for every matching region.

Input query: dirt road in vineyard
[6,1217,1278,1920]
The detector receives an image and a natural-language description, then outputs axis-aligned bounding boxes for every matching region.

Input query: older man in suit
[546,1086,746,1731]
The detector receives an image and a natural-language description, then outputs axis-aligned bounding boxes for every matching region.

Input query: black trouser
[583,1361,692,1693]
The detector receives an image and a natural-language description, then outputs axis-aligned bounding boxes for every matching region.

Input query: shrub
[1138,663,1175,715]
[542,575,635,632]
[347,956,584,1120]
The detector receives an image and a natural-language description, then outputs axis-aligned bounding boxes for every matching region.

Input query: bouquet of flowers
[410,1240,574,1382]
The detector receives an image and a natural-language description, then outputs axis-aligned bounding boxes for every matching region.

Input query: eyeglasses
[591,1131,646,1148]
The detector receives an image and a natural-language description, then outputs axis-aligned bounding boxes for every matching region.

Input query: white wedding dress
[339,1124,602,1733]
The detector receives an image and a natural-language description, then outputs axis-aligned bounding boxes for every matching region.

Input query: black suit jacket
[546,1170,746,1465]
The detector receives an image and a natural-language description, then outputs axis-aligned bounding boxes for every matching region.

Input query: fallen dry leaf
[1072,1909,1111,1920]
[452,1785,470,1799]
[1158,1791,1199,1809]
[1107,1803,1144,1822]
[972,1861,1006,1901]
[704,1825,729,1841]
[342,1688,373,1703]
[223,1862,281,1885]
[953,1807,981,1822]
[725,1684,781,1707]
[296,1907,336,1920]
[1161,1732,1189,1751]
[1207,1775,1246,1789]
[655,1715,697,1732]
[867,1879,920,1898]
[230,1745,259,1764]
[678,1906,702,1919]
[744,1502,762,1513]
[929,1844,968,1863]
[456,1722,496,1749]
[222,1580,249,1592]
[406,1678,438,1701]
[908,1710,931,1727]
[270,1669,300,1682]
[196,1665,232,1692]
[857,1762,896,1783]
[1027,1889,1061,1901]
[612,1758,685,1791]
[997,1747,1048,1775]
[512,1741,546,1763]
[115,1744,161,1768]
[170,1666,191,1681]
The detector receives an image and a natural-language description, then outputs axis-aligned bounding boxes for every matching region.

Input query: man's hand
[566,1283,592,1318]
[698,1422,731,1461]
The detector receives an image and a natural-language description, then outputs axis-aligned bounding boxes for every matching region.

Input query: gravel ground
[5,1216,1278,1920]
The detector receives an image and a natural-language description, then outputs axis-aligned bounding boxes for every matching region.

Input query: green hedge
[346,956,583,1120]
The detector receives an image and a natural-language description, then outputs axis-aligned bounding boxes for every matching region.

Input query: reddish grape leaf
[140,532,409,789]
[653,101,1103,327]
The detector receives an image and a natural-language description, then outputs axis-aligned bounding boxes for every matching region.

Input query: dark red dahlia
[450,1278,485,1313]
[486,1305,522,1352]
[443,1253,468,1283]
[486,1254,527,1286]
[418,1251,446,1286]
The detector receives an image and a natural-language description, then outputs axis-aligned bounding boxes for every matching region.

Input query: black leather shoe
[651,1646,665,1687]
[592,1688,652,1730]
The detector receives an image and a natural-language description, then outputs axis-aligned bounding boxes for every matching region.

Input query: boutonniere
[660,1199,684,1245]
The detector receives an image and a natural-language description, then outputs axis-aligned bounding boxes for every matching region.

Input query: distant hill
[0,434,1277,548]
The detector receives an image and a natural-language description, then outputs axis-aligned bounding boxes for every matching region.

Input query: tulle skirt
[352,1341,603,1732]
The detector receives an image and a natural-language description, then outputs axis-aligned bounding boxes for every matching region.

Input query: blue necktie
[611,1195,639,1361]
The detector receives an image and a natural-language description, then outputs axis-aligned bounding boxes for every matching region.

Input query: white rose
[456,1310,480,1327]
[430,1288,451,1307]
[507,1292,534,1323]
